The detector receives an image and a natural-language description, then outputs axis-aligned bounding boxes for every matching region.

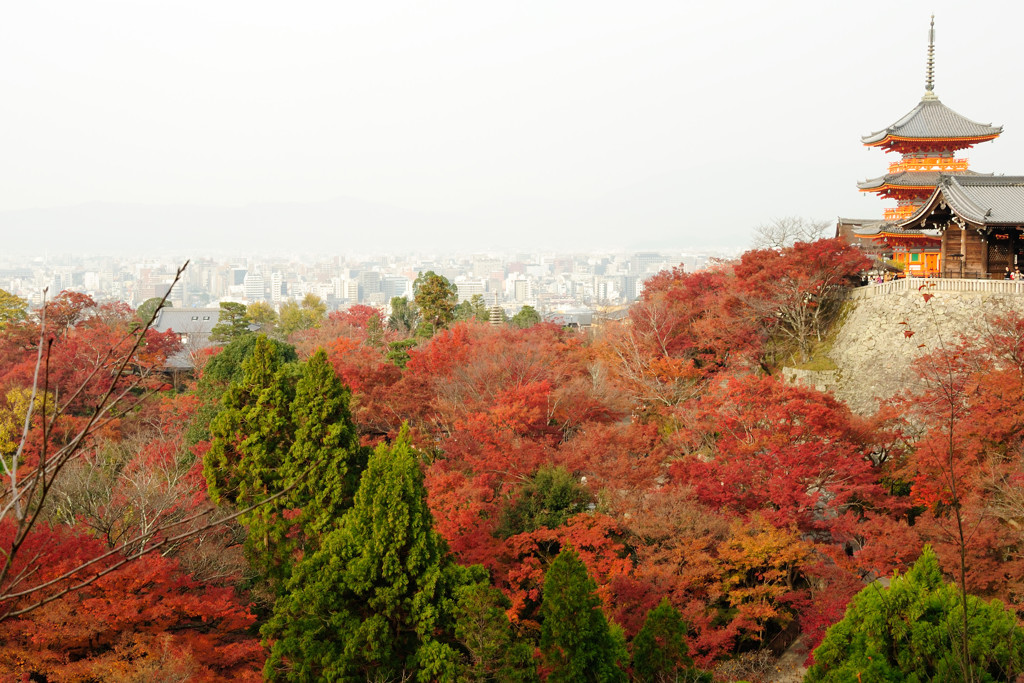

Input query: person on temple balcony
[1005,267,1013,280]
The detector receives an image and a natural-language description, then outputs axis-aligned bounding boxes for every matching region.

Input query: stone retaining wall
[786,282,1024,414]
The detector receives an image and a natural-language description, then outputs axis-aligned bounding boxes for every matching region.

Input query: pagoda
[850,16,1002,276]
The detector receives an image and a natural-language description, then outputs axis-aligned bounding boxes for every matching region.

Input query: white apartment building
[243,272,265,301]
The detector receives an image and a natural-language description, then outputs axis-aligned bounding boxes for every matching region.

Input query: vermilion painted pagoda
[847,16,1002,276]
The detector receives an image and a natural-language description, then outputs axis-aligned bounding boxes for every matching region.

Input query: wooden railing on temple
[849,277,1024,300]
[883,206,919,221]
[887,157,969,173]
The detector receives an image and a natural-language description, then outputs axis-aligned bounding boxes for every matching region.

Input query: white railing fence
[849,277,1024,300]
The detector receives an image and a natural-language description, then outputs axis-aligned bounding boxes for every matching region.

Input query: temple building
[838,17,1016,278]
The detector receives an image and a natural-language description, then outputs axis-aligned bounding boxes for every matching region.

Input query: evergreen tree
[205,335,297,586]
[205,340,365,590]
[388,295,420,334]
[134,296,168,325]
[414,271,458,331]
[496,465,593,538]
[510,305,541,329]
[631,598,709,683]
[209,301,252,343]
[387,338,419,368]
[201,333,297,386]
[285,349,366,537]
[539,546,627,683]
[455,582,539,682]
[205,335,292,508]
[454,294,489,323]
[263,427,463,682]
[807,545,1024,682]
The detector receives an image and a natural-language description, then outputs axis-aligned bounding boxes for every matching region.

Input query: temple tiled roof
[909,175,1024,226]
[857,169,989,191]
[152,307,221,370]
[840,218,886,236]
[862,98,1002,145]
[152,307,220,337]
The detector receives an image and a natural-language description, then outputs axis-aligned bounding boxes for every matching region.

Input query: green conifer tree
[263,427,463,682]
[205,335,297,586]
[205,340,366,590]
[510,304,541,329]
[414,270,458,331]
[455,582,539,682]
[806,545,1024,682]
[285,349,366,537]
[209,301,252,343]
[539,546,627,683]
[631,598,710,683]
[205,335,293,508]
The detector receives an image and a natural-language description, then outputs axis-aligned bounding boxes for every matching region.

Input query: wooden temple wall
[968,230,989,277]
[941,227,990,278]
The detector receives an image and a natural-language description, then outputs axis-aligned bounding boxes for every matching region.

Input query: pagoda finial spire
[923,14,938,100]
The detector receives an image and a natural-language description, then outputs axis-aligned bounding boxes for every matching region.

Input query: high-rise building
[631,252,664,277]
[513,279,531,303]
[244,272,265,301]
[270,272,283,303]
[358,271,382,302]
[382,276,410,301]
[456,280,486,303]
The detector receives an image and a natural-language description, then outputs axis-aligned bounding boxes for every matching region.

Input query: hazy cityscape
[8,2,1024,680]
[0,248,730,320]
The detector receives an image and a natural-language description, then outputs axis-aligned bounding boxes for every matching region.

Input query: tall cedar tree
[262,427,464,682]
[414,270,458,330]
[631,598,709,683]
[286,349,366,537]
[540,545,627,683]
[205,334,292,506]
[205,339,365,589]
[454,582,539,682]
[807,546,1024,682]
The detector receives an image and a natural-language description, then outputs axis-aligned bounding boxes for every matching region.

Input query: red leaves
[669,374,879,538]
[0,522,262,681]
[904,330,915,338]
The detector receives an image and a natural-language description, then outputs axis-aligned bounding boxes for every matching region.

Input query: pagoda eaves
[861,98,1002,153]
[857,169,991,196]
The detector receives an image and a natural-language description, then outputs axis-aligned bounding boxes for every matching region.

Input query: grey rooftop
[857,169,989,191]
[862,98,1002,145]
[152,307,221,336]
[919,176,1024,226]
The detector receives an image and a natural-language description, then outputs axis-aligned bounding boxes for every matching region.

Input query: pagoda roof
[861,98,1001,146]
[857,169,990,191]
[845,219,887,237]
[850,220,940,239]
[900,175,1024,228]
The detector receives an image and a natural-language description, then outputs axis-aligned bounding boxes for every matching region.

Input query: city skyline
[0,248,720,317]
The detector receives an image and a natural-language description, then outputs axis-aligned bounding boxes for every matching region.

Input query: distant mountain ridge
[1,184,741,255]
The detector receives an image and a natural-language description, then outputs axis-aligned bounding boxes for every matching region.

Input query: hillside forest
[1,237,1023,682]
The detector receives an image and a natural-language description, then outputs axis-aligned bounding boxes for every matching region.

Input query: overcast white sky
[4,0,1024,253]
